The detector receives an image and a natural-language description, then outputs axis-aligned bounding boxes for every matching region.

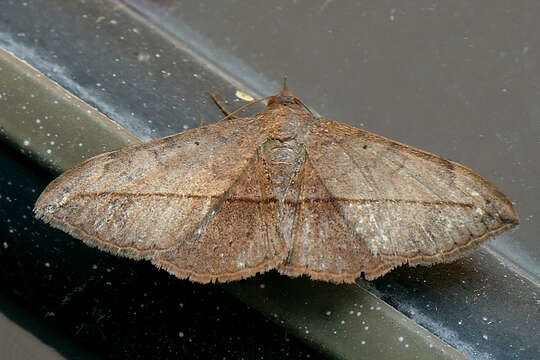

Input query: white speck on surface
[259,283,265,289]
[389,8,397,22]
[356,311,361,316]
[46,149,52,154]
[404,344,409,348]
[482,334,488,340]
[325,311,332,316]
[35,118,41,124]
[364,326,369,331]
[361,340,366,345]
[44,262,50,268]
[340,320,345,325]
[23,140,30,146]
[178,332,184,338]
[235,90,254,102]
[137,52,150,62]
[398,336,404,342]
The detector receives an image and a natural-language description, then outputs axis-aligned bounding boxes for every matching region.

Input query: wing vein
[73,192,473,208]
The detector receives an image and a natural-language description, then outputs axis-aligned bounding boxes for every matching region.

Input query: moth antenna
[280,76,293,97]
[293,97,315,117]
[211,94,241,119]
[212,94,272,122]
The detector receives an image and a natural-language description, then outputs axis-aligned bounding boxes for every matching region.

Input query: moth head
[267,77,302,107]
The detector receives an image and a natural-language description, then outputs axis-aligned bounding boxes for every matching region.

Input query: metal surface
[225,273,467,360]
[0,0,250,141]
[0,46,139,174]
[0,0,538,359]
[0,294,95,360]
[365,248,539,359]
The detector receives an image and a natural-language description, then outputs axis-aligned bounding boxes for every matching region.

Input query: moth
[35,81,519,283]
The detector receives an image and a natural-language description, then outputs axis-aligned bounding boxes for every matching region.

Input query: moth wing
[277,158,403,283]
[282,118,518,280]
[306,118,518,267]
[35,118,287,282]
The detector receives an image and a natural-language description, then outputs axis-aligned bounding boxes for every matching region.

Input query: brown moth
[34,81,519,283]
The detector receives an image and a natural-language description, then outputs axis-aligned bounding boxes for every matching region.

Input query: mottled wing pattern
[299,118,517,272]
[34,118,287,282]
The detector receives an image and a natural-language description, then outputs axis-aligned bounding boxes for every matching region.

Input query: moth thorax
[261,138,306,201]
